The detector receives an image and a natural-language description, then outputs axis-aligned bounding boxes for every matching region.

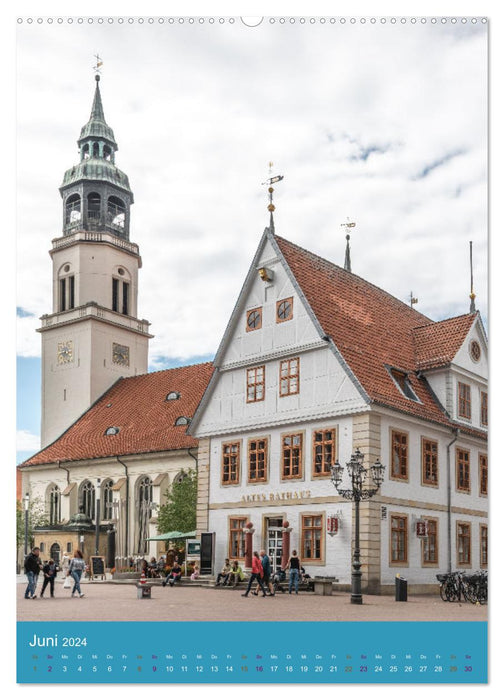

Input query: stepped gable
[21,362,214,466]
[413,313,477,371]
[273,234,478,429]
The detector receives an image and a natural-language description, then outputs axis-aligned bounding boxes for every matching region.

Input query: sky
[14,14,488,464]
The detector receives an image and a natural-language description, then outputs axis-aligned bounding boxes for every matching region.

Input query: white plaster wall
[22,451,196,557]
[220,240,321,365]
[378,411,488,511]
[380,509,488,584]
[453,321,488,379]
[52,241,140,316]
[209,501,353,583]
[197,346,366,437]
[41,318,149,447]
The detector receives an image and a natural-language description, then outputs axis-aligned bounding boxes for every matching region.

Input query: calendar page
[14,7,490,689]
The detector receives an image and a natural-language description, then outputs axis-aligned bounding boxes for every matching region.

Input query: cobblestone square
[17,579,488,623]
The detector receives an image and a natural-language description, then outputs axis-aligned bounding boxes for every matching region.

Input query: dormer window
[166,391,181,401]
[105,426,120,436]
[388,367,420,402]
[174,416,191,426]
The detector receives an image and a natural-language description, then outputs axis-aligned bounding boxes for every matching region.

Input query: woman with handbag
[68,550,86,598]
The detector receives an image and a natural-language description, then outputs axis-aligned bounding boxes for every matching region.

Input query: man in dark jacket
[24,547,42,599]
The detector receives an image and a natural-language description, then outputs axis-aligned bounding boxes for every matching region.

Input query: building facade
[38,74,151,448]
[190,228,488,593]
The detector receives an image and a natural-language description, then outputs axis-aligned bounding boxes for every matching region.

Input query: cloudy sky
[15,14,488,463]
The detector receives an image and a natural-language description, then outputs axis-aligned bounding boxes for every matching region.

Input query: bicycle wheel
[445,579,458,602]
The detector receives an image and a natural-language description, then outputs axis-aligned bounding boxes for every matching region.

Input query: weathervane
[93,54,103,76]
[469,241,476,312]
[341,217,356,272]
[409,291,419,308]
[262,162,284,231]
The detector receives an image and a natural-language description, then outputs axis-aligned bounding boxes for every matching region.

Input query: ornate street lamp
[95,478,101,555]
[23,492,30,557]
[331,448,385,604]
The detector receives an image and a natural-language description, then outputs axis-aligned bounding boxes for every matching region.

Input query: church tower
[38,75,152,447]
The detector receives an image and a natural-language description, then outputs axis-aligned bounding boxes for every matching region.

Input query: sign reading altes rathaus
[241,490,312,503]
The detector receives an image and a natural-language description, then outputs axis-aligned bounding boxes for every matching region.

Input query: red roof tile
[274,234,483,433]
[21,363,214,467]
[413,314,477,370]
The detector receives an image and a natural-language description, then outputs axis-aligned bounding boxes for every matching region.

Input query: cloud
[15,20,488,369]
[17,429,40,453]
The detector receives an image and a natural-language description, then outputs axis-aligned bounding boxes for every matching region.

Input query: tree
[16,497,49,551]
[157,469,197,538]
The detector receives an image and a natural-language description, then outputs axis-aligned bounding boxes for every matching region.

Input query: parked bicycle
[436,570,487,604]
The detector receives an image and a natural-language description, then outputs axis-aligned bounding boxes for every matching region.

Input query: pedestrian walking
[68,550,86,598]
[255,550,274,596]
[288,550,301,594]
[40,559,57,598]
[241,551,268,598]
[24,547,42,599]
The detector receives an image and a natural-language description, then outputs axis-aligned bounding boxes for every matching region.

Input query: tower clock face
[112,342,130,366]
[57,340,73,364]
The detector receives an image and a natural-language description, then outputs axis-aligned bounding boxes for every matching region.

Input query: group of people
[23,546,87,599]
[215,549,304,598]
[215,559,245,587]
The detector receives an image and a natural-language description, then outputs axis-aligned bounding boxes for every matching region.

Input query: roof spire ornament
[469,240,476,313]
[341,218,356,272]
[262,162,284,232]
[93,53,103,76]
[409,291,419,308]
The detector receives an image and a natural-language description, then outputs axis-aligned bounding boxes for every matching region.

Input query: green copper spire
[78,75,117,150]
[60,74,134,240]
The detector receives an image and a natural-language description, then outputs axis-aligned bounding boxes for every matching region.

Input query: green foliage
[16,496,50,550]
[157,469,197,538]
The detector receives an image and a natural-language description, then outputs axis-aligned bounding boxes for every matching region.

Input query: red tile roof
[413,314,477,370]
[273,234,483,434]
[21,362,214,467]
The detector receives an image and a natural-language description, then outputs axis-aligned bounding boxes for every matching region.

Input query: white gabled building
[189,224,488,593]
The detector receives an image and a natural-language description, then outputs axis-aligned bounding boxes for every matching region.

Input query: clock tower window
[112,278,130,315]
[59,275,75,311]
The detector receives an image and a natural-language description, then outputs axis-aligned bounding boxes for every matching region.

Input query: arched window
[50,543,61,565]
[82,144,90,160]
[173,471,189,485]
[174,416,191,426]
[102,479,114,520]
[80,480,95,520]
[92,142,100,158]
[87,192,101,223]
[48,485,61,525]
[65,193,81,225]
[107,196,125,229]
[103,145,112,161]
[166,391,181,401]
[137,476,153,554]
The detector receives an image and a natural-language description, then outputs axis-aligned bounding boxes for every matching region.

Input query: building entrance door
[266,518,283,571]
[50,543,61,565]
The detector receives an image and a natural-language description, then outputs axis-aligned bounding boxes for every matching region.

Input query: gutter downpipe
[58,461,71,520]
[446,428,459,573]
[116,457,130,560]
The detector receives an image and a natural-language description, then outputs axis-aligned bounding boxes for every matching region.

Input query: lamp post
[24,492,30,557]
[331,448,385,604]
[95,478,101,555]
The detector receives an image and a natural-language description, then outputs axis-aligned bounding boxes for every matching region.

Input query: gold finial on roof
[262,164,284,229]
